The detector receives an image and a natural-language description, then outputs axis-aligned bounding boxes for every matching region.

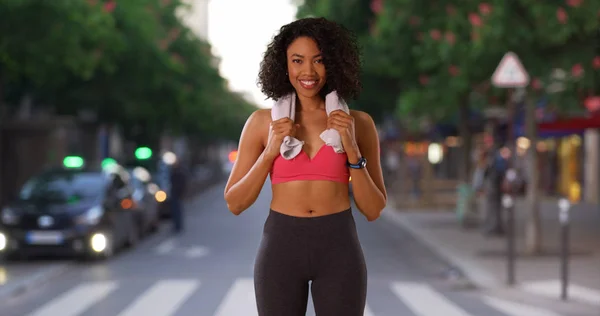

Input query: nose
[301,61,317,75]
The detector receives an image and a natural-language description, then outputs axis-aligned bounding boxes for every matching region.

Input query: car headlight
[1,207,19,225]
[75,205,104,226]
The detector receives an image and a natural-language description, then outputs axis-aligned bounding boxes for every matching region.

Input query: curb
[380,206,499,289]
[0,263,71,299]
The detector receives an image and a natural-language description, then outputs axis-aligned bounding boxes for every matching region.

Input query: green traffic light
[101,158,117,169]
[135,147,153,160]
[63,156,84,168]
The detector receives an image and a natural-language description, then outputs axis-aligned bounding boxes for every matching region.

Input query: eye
[292,59,302,64]
[314,59,323,64]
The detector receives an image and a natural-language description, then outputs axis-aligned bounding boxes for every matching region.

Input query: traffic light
[63,156,84,168]
[134,147,153,160]
[101,158,117,169]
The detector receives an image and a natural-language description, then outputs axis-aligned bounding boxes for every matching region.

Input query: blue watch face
[349,157,366,168]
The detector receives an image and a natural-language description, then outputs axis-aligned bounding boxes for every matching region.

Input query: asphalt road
[0,181,575,316]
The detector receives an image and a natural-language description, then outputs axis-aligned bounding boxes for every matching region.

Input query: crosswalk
[153,239,210,259]
[19,278,566,316]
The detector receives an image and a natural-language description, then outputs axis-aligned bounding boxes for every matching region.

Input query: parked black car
[0,161,139,260]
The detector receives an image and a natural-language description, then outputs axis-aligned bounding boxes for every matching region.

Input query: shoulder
[349,110,375,129]
[241,109,272,146]
[248,108,271,122]
[245,109,272,130]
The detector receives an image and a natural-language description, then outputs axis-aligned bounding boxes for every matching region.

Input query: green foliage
[0,0,255,142]
[298,0,600,122]
[374,0,600,118]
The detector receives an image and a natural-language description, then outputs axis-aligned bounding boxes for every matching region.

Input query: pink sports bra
[270,144,350,185]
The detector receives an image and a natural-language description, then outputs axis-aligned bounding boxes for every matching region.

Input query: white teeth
[300,80,316,85]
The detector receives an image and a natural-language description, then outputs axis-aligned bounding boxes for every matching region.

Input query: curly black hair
[257,17,362,102]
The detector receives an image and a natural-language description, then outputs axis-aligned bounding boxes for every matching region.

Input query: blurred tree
[0,0,123,112]
[0,0,254,143]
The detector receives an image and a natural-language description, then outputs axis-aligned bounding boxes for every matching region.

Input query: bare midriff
[270,180,351,217]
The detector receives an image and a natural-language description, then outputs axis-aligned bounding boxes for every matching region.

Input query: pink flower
[370,0,383,14]
[566,0,583,8]
[532,78,542,90]
[479,3,492,15]
[571,64,584,77]
[584,96,600,112]
[103,1,116,13]
[449,65,460,76]
[592,56,600,69]
[557,8,568,24]
[469,13,482,27]
[445,31,456,45]
[430,29,442,40]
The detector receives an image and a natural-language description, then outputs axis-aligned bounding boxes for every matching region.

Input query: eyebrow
[291,53,322,58]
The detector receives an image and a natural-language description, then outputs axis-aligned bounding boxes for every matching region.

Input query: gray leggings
[254,209,368,316]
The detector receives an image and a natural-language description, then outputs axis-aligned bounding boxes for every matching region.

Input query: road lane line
[483,296,564,316]
[155,238,176,255]
[391,282,473,316]
[213,278,258,316]
[184,246,210,258]
[27,281,118,316]
[117,280,199,316]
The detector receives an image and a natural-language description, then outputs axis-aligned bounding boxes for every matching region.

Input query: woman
[224,17,386,316]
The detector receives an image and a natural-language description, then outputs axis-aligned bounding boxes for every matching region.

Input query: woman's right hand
[264,117,298,161]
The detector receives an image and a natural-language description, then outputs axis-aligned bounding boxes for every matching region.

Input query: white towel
[319,91,350,153]
[271,91,348,160]
[271,93,304,159]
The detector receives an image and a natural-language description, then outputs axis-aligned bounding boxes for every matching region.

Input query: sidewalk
[382,196,600,309]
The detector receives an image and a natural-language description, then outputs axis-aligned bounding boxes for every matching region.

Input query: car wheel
[126,222,140,248]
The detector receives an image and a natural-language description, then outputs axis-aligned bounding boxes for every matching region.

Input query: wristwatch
[347,157,367,169]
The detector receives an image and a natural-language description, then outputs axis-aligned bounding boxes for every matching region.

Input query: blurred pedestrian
[472,149,488,195]
[169,160,187,233]
[407,155,422,198]
[482,147,507,236]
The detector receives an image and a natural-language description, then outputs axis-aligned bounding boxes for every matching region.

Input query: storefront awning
[538,115,600,133]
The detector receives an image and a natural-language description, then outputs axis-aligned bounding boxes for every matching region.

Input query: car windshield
[19,172,105,203]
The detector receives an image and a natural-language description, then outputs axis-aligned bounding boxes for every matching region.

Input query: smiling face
[286,36,327,99]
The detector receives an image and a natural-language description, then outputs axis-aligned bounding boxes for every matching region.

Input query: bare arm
[347,111,387,221]
[224,110,272,215]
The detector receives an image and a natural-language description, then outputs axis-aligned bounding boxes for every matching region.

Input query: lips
[299,79,318,89]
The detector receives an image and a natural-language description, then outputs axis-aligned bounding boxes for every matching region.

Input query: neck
[296,94,324,112]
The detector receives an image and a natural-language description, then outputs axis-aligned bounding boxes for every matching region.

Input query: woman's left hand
[327,110,360,158]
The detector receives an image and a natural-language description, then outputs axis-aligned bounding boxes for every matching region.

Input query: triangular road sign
[492,52,530,88]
